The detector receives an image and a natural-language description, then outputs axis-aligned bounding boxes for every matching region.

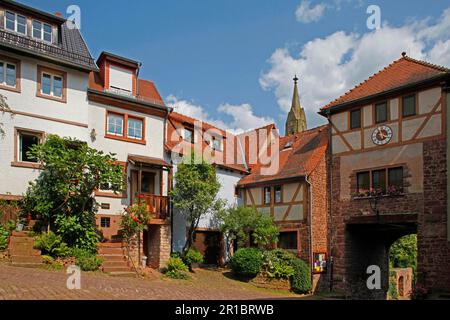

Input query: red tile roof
[321,55,450,110]
[166,112,248,174]
[237,123,279,171]
[238,125,329,186]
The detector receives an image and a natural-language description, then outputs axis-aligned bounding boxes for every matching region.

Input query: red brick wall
[95,214,121,241]
[310,156,329,255]
[419,139,450,292]
[330,139,450,296]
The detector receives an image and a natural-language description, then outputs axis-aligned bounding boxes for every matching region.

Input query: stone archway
[343,215,417,300]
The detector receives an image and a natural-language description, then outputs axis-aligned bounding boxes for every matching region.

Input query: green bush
[290,258,312,294]
[262,249,295,279]
[183,249,204,269]
[0,225,9,251]
[230,248,263,277]
[34,232,71,258]
[162,257,189,279]
[71,248,102,272]
[41,255,64,270]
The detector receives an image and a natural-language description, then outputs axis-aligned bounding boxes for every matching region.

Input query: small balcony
[138,195,170,222]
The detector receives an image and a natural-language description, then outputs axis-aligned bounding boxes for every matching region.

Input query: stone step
[102,260,129,268]
[103,266,133,273]
[98,247,125,255]
[10,262,44,268]
[9,249,41,257]
[11,231,33,238]
[99,254,127,262]
[10,255,43,264]
[99,242,123,248]
[9,237,35,244]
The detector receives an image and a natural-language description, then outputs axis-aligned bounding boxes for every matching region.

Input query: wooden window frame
[263,186,271,205]
[100,217,111,228]
[274,185,283,204]
[4,11,27,35]
[105,110,146,145]
[0,54,21,93]
[36,65,67,103]
[11,127,44,169]
[401,93,417,118]
[278,231,298,251]
[32,19,53,43]
[184,127,195,144]
[355,165,405,196]
[276,228,301,256]
[349,108,362,130]
[374,100,389,124]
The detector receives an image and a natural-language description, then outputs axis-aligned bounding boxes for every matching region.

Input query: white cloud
[166,95,274,134]
[261,9,450,128]
[295,1,327,23]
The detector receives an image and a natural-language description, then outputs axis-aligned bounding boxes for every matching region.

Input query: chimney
[54,12,62,17]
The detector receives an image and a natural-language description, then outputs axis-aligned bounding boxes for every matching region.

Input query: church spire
[285,75,307,136]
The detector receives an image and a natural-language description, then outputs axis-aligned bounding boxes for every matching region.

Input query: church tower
[285,76,307,135]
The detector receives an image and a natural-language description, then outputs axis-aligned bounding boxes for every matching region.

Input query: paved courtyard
[0,263,308,300]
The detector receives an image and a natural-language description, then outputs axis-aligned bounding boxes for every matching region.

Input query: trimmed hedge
[230,248,263,277]
[289,258,311,294]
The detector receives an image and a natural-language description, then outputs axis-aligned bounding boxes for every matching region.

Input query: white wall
[0,50,90,196]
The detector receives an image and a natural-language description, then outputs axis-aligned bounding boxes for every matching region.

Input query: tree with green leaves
[217,206,279,253]
[390,234,417,273]
[170,153,223,254]
[22,134,125,253]
[0,94,12,137]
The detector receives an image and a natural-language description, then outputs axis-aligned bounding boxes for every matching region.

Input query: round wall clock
[372,125,393,146]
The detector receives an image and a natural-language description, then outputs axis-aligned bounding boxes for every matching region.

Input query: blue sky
[24,0,450,133]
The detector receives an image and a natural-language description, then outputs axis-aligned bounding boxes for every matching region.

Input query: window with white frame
[127,117,143,140]
[32,20,52,43]
[107,113,124,136]
[5,11,27,35]
[41,72,63,98]
[0,61,17,87]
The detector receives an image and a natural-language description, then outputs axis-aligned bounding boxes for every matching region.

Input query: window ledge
[0,84,20,93]
[11,161,42,169]
[352,193,406,200]
[95,190,127,199]
[36,92,66,103]
[105,134,146,145]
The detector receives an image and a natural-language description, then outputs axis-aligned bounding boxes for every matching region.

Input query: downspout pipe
[305,174,314,287]
[326,111,334,292]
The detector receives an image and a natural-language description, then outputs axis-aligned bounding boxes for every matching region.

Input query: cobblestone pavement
[0,264,307,300]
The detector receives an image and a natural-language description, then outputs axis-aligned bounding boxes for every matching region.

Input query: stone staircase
[98,242,136,277]
[8,231,43,267]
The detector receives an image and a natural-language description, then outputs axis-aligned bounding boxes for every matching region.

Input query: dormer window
[5,11,27,35]
[108,64,134,96]
[32,20,53,43]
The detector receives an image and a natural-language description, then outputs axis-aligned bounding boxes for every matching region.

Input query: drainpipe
[326,111,334,292]
[305,174,314,287]
[136,62,142,97]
